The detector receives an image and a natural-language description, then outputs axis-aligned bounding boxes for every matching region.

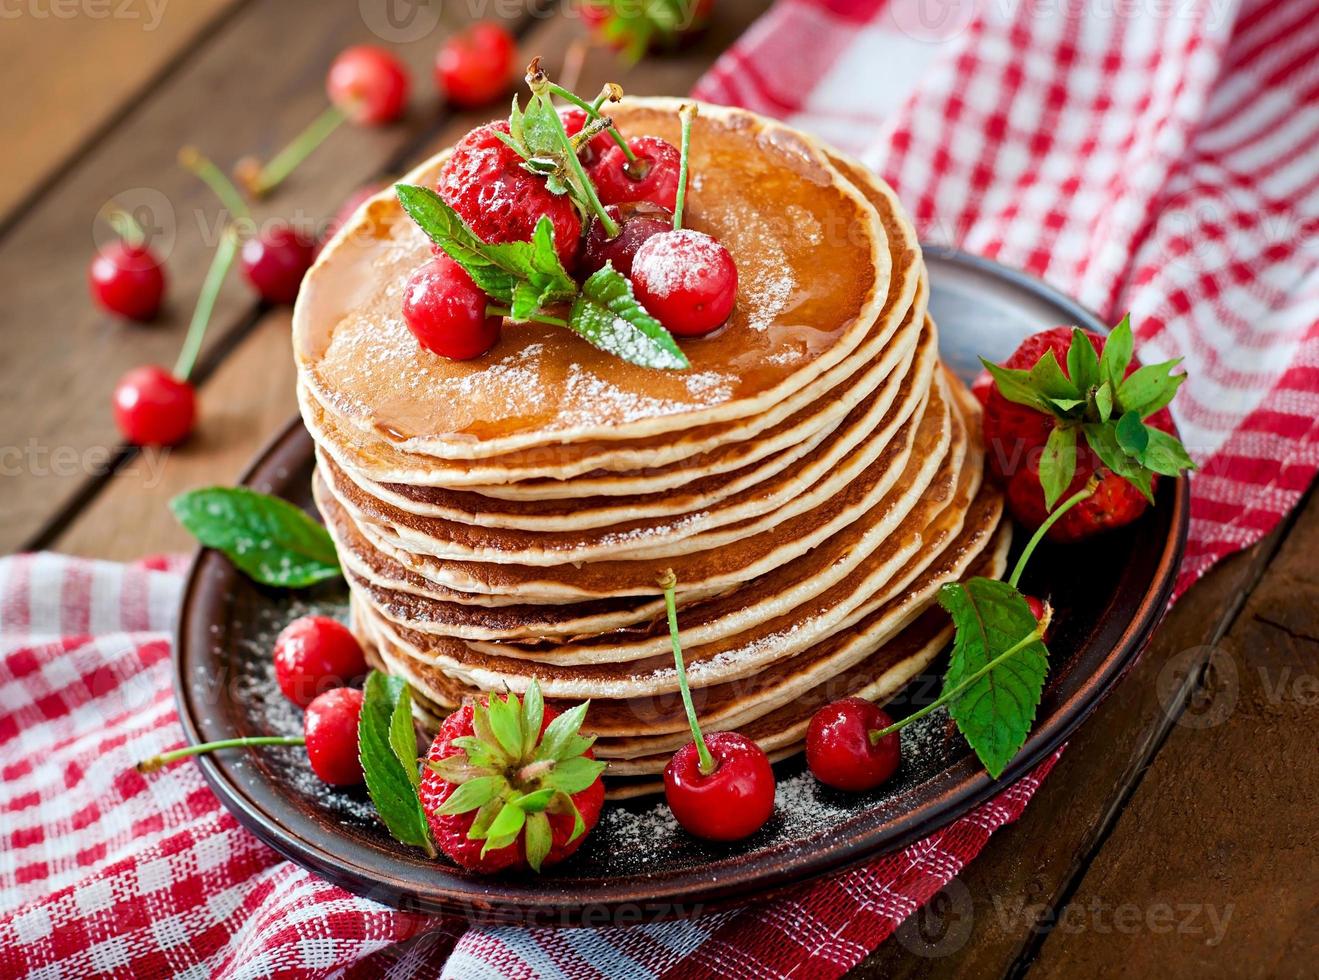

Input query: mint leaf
[1083,423,1155,502]
[1140,426,1196,476]
[388,682,421,790]
[1115,410,1149,458]
[359,672,435,856]
[1118,358,1185,417]
[569,265,690,370]
[1098,314,1133,390]
[1039,425,1078,511]
[979,359,1052,413]
[395,185,576,309]
[938,579,1049,778]
[170,487,340,588]
[1066,327,1101,392]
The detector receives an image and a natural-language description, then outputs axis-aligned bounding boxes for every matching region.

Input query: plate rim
[172,247,1191,925]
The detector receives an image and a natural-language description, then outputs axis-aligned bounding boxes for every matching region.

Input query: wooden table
[3,1,1314,975]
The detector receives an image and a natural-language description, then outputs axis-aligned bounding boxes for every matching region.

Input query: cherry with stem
[235,106,346,198]
[660,568,716,774]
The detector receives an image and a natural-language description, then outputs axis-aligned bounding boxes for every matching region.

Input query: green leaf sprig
[980,316,1195,509]
[396,184,688,370]
[424,681,605,871]
[170,486,341,587]
[359,672,436,857]
[873,479,1098,777]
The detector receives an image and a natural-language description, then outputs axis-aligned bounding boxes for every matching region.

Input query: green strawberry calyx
[426,681,606,872]
[980,315,1196,510]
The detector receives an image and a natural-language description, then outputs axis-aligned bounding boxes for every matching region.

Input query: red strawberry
[417,685,605,873]
[436,122,583,270]
[980,318,1193,541]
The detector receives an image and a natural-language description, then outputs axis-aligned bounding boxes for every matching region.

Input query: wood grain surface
[3,0,1314,975]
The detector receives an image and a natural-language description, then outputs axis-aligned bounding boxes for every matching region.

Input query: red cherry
[303,687,365,786]
[560,108,615,167]
[805,697,900,792]
[241,225,315,304]
[326,46,410,125]
[435,22,515,108]
[403,255,502,360]
[580,202,674,278]
[630,229,738,337]
[663,731,775,841]
[89,241,166,321]
[272,616,368,709]
[591,136,682,211]
[112,366,195,446]
[438,122,583,270]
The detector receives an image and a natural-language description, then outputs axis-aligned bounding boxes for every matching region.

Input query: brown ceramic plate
[174,247,1189,925]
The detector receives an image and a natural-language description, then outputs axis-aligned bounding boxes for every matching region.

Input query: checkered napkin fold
[3,0,1316,975]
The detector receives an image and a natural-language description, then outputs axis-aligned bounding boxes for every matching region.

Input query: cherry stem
[1007,476,1099,589]
[238,105,345,198]
[173,229,238,381]
[673,104,697,231]
[137,735,304,773]
[869,629,1045,743]
[548,81,635,162]
[178,146,251,221]
[100,204,146,248]
[660,570,717,775]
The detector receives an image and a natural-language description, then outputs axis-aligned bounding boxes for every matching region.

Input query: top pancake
[293,99,892,460]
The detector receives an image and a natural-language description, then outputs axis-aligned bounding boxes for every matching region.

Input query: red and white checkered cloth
[3,0,1317,975]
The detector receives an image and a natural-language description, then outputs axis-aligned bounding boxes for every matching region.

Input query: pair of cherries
[402,113,738,362]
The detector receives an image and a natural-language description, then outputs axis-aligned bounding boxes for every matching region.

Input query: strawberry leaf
[1139,426,1197,476]
[1115,410,1149,458]
[520,682,545,758]
[546,756,607,795]
[436,774,506,816]
[1118,358,1185,417]
[1083,423,1155,502]
[536,701,592,762]
[524,811,553,872]
[486,691,525,760]
[568,265,690,370]
[478,803,526,855]
[359,672,435,856]
[938,579,1049,779]
[170,487,340,588]
[1039,425,1078,511]
[1093,381,1114,422]
[508,788,557,812]
[1098,313,1133,390]
[1067,327,1101,392]
[1028,350,1081,402]
[979,359,1053,413]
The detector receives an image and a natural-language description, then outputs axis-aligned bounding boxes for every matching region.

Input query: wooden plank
[0,0,242,225]
[51,0,773,561]
[850,527,1287,977]
[2,0,541,554]
[1027,489,1318,978]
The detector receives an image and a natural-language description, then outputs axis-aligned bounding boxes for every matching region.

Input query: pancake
[317,319,936,566]
[296,101,894,459]
[293,98,1005,796]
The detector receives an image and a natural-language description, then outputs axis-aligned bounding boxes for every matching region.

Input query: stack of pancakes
[293,100,1008,797]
